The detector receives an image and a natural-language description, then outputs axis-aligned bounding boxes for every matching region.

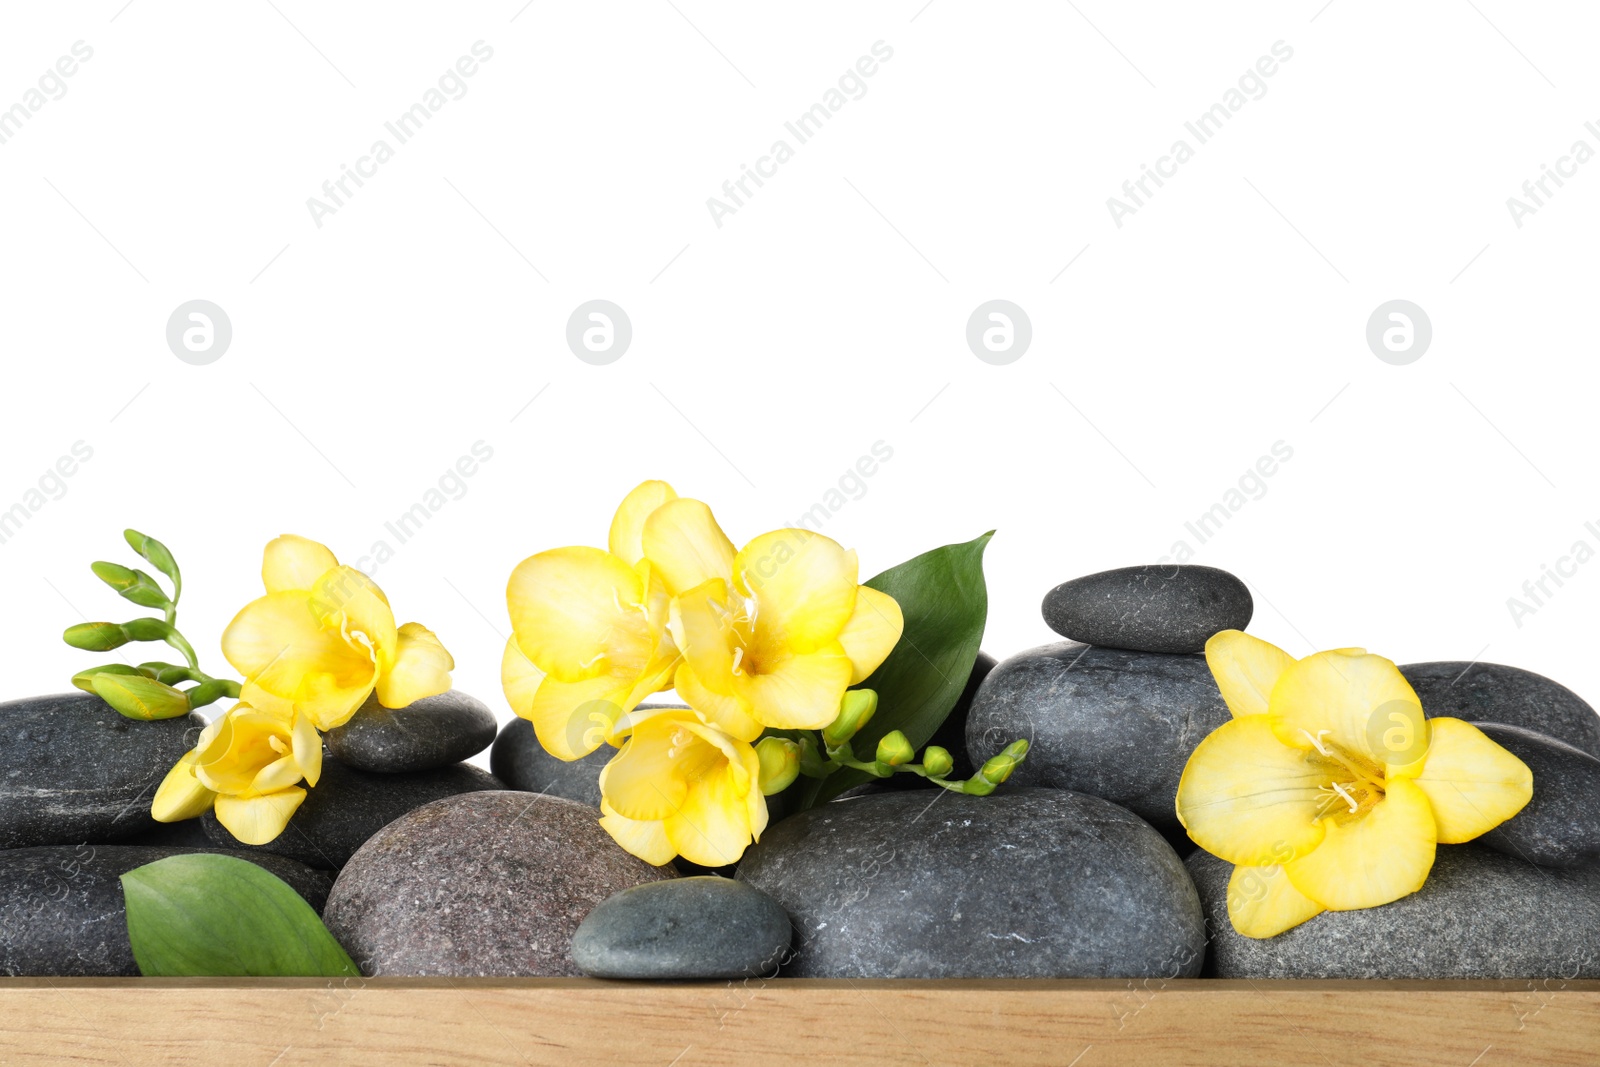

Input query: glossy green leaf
[91,672,190,720]
[122,854,359,977]
[799,531,993,806]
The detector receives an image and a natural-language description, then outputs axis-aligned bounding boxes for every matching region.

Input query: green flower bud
[123,529,182,599]
[797,733,829,778]
[962,776,997,796]
[91,562,171,609]
[121,617,174,642]
[91,672,191,720]
[70,664,145,694]
[978,739,1030,786]
[921,745,955,778]
[875,729,915,767]
[755,736,802,795]
[63,622,130,652]
[822,688,878,748]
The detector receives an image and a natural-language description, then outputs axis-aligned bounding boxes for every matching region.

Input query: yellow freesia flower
[151,702,322,845]
[221,535,454,731]
[596,706,767,867]
[502,480,730,759]
[669,528,904,738]
[1177,630,1533,939]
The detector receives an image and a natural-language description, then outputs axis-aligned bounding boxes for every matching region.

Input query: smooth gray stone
[573,876,792,979]
[0,693,205,850]
[1042,565,1252,655]
[324,689,497,773]
[0,845,332,976]
[738,788,1205,978]
[490,703,688,807]
[202,751,502,869]
[1189,845,1600,978]
[1401,661,1600,759]
[965,643,1230,837]
[1472,723,1600,869]
[324,791,675,976]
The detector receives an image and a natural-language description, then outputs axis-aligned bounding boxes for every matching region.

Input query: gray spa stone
[1189,845,1600,978]
[1401,661,1600,759]
[573,876,792,979]
[324,689,497,773]
[0,693,206,850]
[737,788,1205,978]
[0,845,332,976]
[965,643,1230,837]
[490,703,690,807]
[1472,723,1600,869]
[1041,565,1253,655]
[323,791,675,976]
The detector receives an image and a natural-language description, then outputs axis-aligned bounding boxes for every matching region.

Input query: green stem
[164,628,200,671]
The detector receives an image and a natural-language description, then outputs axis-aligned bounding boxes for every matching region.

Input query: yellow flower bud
[755,736,802,795]
[822,689,878,748]
[921,745,955,778]
[875,729,914,767]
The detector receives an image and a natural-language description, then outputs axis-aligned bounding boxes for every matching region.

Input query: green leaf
[70,664,145,693]
[91,561,171,609]
[121,854,360,977]
[91,672,191,720]
[799,531,993,807]
[123,529,182,602]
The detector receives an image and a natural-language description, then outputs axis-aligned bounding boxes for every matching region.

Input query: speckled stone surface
[1041,565,1253,655]
[1472,722,1600,869]
[965,643,1229,837]
[1401,661,1600,759]
[324,689,497,773]
[323,791,676,976]
[0,693,205,850]
[573,876,792,979]
[202,751,502,869]
[490,704,689,806]
[1189,845,1600,978]
[0,845,332,976]
[738,788,1205,978]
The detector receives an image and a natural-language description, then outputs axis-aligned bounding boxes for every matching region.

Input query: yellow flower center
[1301,728,1387,824]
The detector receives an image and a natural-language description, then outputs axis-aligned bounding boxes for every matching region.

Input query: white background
[2,1,1595,751]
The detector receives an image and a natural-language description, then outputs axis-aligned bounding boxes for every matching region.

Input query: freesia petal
[1226,863,1325,938]
[250,754,307,795]
[223,591,377,728]
[214,789,306,846]
[736,645,854,730]
[1269,649,1423,766]
[664,767,759,868]
[598,800,676,865]
[238,680,296,720]
[608,480,678,566]
[151,751,215,822]
[1285,777,1436,910]
[673,661,763,741]
[507,546,650,683]
[1411,718,1533,843]
[1174,715,1328,867]
[739,742,769,844]
[309,567,398,674]
[836,585,904,684]
[291,710,322,788]
[524,671,635,760]
[261,535,339,594]
[376,622,455,708]
[1206,630,1297,719]
[669,578,738,695]
[735,530,859,654]
[640,498,736,596]
[501,636,548,717]
[600,729,692,821]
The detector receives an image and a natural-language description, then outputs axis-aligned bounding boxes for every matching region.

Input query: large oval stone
[1401,661,1600,758]
[202,752,502,869]
[965,643,1229,838]
[0,693,205,850]
[1041,565,1252,654]
[1189,845,1600,978]
[324,791,675,976]
[324,689,497,773]
[737,788,1205,978]
[1472,723,1600,869]
[0,845,332,976]
[573,876,792,979]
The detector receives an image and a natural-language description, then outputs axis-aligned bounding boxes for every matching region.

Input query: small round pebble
[573,876,793,979]
[1041,565,1252,654]
[324,689,497,773]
